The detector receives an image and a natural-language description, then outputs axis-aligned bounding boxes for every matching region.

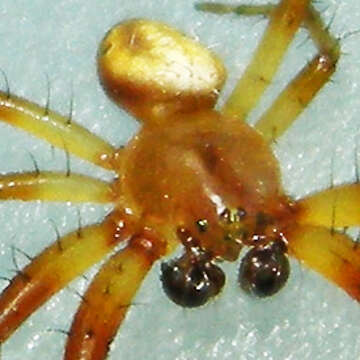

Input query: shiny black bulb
[161,252,225,307]
[239,241,289,297]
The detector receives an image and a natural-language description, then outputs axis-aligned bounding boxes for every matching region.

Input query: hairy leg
[0,91,118,170]
[197,1,339,141]
[0,172,114,203]
[0,210,133,343]
[203,0,312,120]
[254,4,340,141]
[287,224,360,301]
[64,229,167,360]
[296,183,360,228]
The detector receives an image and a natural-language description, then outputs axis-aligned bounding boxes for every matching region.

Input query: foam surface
[0,1,360,359]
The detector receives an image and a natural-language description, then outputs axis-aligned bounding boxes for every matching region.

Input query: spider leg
[195,3,274,16]
[64,230,167,360]
[286,224,360,302]
[295,184,360,228]
[198,2,340,140]
[254,4,340,141]
[219,0,313,120]
[0,91,119,170]
[0,171,114,203]
[0,210,134,343]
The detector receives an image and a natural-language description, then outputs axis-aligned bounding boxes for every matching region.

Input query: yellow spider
[0,1,359,359]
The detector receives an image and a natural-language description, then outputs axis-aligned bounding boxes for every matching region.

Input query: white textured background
[0,1,360,359]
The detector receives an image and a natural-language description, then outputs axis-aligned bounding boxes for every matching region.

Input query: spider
[3,1,356,358]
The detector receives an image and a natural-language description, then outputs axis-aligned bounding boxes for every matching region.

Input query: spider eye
[238,241,289,297]
[161,252,225,307]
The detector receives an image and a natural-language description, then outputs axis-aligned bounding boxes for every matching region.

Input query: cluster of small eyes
[161,208,290,307]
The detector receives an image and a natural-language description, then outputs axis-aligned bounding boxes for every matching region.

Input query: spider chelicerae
[3,0,360,360]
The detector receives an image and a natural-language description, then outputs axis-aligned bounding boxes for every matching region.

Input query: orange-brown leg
[64,230,167,360]
[0,172,113,203]
[0,210,134,343]
[0,91,118,170]
[286,224,360,302]
[254,4,340,141]
[219,0,312,120]
[296,183,360,228]
[197,2,340,141]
